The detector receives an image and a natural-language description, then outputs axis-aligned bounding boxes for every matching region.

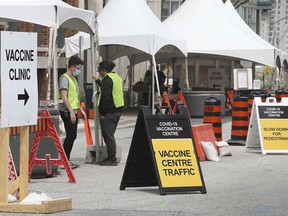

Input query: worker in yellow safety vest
[58,56,87,169]
[93,60,124,166]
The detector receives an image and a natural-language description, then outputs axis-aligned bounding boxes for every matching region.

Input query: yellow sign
[152,138,203,188]
[265,66,270,74]
[260,119,288,150]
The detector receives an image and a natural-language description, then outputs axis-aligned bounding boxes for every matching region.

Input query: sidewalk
[7,107,288,215]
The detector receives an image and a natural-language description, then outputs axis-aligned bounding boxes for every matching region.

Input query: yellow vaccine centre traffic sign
[120,107,206,195]
[152,139,203,188]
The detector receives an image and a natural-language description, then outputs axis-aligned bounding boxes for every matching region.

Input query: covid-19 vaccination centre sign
[0,31,38,127]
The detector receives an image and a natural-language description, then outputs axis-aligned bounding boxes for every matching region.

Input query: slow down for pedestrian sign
[120,107,206,195]
[246,97,288,154]
[0,31,38,127]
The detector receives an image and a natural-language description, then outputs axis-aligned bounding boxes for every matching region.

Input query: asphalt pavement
[2,107,288,216]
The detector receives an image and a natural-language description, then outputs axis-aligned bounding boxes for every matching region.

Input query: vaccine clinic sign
[0,31,38,127]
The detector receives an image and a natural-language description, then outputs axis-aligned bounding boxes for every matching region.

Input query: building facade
[267,0,288,52]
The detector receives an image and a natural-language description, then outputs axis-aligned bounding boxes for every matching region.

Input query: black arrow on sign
[213,84,221,88]
[18,88,29,105]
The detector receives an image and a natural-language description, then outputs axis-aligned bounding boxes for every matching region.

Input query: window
[161,0,185,21]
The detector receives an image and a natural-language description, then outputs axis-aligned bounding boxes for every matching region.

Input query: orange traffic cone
[81,102,93,146]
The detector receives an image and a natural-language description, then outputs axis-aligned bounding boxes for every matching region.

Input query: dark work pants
[60,111,78,161]
[100,112,121,160]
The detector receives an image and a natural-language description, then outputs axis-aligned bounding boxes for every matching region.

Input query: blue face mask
[73,69,81,76]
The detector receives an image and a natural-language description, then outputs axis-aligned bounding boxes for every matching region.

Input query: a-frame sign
[120,107,206,195]
[246,97,288,154]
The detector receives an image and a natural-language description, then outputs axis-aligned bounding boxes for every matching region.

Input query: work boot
[99,158,118,166]
[60,162,80,169]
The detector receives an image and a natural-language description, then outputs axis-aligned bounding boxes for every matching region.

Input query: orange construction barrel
[248,91,270,119]
[203,97,222,141]
[260,91,270,102]
[275,90,288,102]
[228,96,249,145]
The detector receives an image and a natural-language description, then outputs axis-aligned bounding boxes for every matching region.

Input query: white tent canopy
[0,0,96,34]
[64,32,91,58]
[97,0,187,62]
[97,0,187,109]
[224,0,284,67]
[163,0,280,67]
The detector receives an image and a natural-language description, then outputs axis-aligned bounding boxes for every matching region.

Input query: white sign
[208,68,225,90]
[253,80,261,89]
[0,31,38,127]
[233,68,253,90]
[246,97,288,154]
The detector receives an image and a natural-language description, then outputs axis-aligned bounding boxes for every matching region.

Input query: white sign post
[0,31,38,127]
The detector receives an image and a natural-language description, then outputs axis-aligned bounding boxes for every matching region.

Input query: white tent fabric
[97,0,187,110]
[163,0,278,67]
[97,0,187,61]
[0,0,96,34]
[64,32,91,58]
[224,0,283,66]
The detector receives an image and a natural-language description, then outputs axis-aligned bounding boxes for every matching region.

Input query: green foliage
[255,66,288,90]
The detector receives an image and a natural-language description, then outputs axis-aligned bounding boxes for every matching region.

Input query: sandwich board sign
[0,31,38,127]
[246,97,288,154]
[120,107,206,195]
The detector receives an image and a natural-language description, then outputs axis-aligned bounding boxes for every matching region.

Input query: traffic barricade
[228,96,249,145]
[275,90,288,103]
[28,110,76,183]
[203,97,222,141]
[172,90,190,116]
[80,102,93,146]
[9,107,59,178]
[192,123,219,161]
[160,91,173,114]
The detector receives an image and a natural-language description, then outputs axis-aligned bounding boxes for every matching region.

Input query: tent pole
[78,35,85,101]
[172,57,176,93]
[152,55,161,112]
[185,57,189,90]
[231,60,235,89]
[53,26,58,106]
[195,60,199,87]
[47,28,53,105]
[92,32,100,163]
[151,59,155,113]
[167,61,170,89]
[127,55,133,108]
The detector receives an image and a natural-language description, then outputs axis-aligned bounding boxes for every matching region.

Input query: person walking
[58,55,87,169]
[156,65,166,91]
[93,61,124,166]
